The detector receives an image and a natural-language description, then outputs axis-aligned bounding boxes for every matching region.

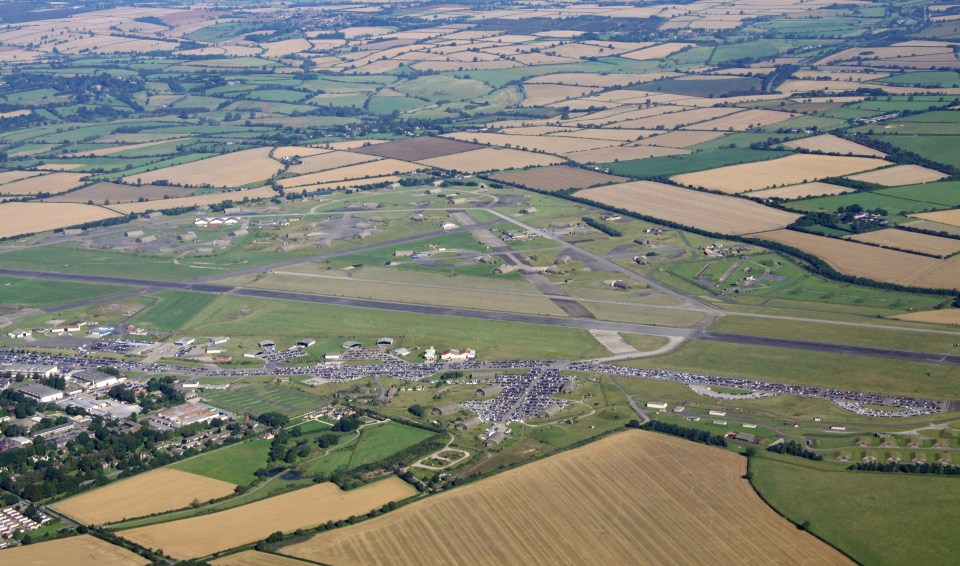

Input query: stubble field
[122,148,283,188]
[848,228,960,257]
[578,181,800,234]
[51,468,238,525]
[847,164,949,186]
[280,431,849,566]
[489,165,627,191]
[118,478,417,560]
[0,535,149,565]
[0,202,119,238]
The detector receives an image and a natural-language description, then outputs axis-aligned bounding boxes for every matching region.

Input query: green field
[0,276,132,308]
[201,382,324,417]
[170,438,271,485]
[605,148,788,178]
[751,457,960,565]
[132,291,216,331]
[178,294,610,360]
[306,422,437,474]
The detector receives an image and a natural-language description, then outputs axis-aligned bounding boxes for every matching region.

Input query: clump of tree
[767,440,822,461]
[332,415,363,433]
[629,419,727,447]
[581,216,622,237]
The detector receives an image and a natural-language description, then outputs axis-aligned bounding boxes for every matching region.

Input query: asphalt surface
[701,332,960,366]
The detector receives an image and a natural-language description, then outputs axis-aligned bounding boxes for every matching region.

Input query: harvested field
[0,535,149,566]
[262,38,311,57]
[682,109,795,131]
[489,166,627,191]
[784,134,885,157]
[750,182,855,200]
[119,478,416,560]
[671,154,890,193]
[759,229,938,285]
[273,146,332,159]
[63,139,188,158]
[211,551,312,566]
[621,42,691,60]
[444,132,619,155]
[578,181,799,235]
[911,209,960,228]
[908,253,960,290]
[45,182,194,204]
[108,186,277,214]
[556,129,657,142]
[52,469,237,525]
[352,136,483,161]
[847,164,949,187]
[903,219,960,236]
[616,107,741,130]
[894,309,960,325]
[281,431,848,566]
[849,228,960,257]
[636,130,725,148]
[0,170,43,185]
[0,172,88,196]
[525,72,672,88]
[282,176,401,194]
[566,144,689,164]
[121,148,283,188]
[0,202,119,239]
[418,147,564,173]
[284,151,380,176]
[278,159,421,188]
[522,84,601,107]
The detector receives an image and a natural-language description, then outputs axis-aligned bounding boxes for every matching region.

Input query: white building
[645,402,668,410]
[6,330,31,339]
[423,346,436,362]
[17,383,64,403]
[2,364,59,378]
[440,348,476,362]
[69,370,122,390]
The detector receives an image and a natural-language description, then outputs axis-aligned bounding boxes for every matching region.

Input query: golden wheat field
[671,154,889,193]
[0,535,149,566]
[284,151,380,176]
[906,253,960,290]
[621,42,691,60]
[849,228,960,257]
[578,181,799,234]
[278,159,420,188]
[0,202,119,238]
[846,164,949,186]
[280,431,849,566]
[683,109,796,131]
[118,478,416,560]
[910,209,960,228]
[418,147,563,172]
[760,229,939,284]
[894,308,960,325]
[0,172,88,196]
[751,182,856,199]
[107,186,277,214]
[783,134,885,157]
[52,469,237,525]
[211,551,312,566]
[444,131,618,155]
[122,148,283,188]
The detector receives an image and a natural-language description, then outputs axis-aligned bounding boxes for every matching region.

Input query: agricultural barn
[647,402,668,410]
[455,417,483,430]
[484,431,507,447]
[560,380,577,394]
[432,403,460,416]
[538,404,563,418]
[475,385,503,397]
[376,337,394,347]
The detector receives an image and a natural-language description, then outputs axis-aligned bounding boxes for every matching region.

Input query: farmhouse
[475,385,503,397]
[432,403,460,416]
[441,348,476,362]
[16,383,64,403]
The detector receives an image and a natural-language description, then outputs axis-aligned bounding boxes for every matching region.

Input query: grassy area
[201,382,324,417]
[132,291,217,331]
[178,294,611,360]
[750,456,960,565]
[621,340,959,399]
[170,438,271,486]
[0,276,133,308]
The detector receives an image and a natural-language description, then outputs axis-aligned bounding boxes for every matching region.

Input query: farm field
[751,182,855,200]
[758,229,943,287]
[51,469,237,525]
[170,438,272,485]
[0,202,119,239]
[212,551,313,566]
[846,164,948,186]
[118,478,417,560]
[278,159,421,188]
[107,186,277,214]
[911,208,960,228]
[45,182,195,204]
[671,154,889,194]
[751,457,960,565]
[489,165,627,191]
[200,383,325,419]
[351,137,482,161]
[894,308,960,325]
[132,290,216,330]
[121,148,283,188]
[0,172,88,195]
[418,147,564,173]
[281,431,847,565]
[783,134,885,157]
[577,181,800,235]
[0,534,149,565]
[848,228,960,257]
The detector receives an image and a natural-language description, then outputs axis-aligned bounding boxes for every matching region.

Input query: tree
[317,433,339,448]
[407,404,424,418]
[257,412,289,428]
